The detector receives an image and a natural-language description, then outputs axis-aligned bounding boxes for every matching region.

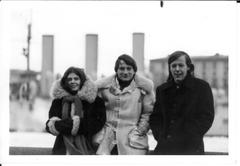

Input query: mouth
[121,76,131,80]
[70,84,79,89]
[174,73,182,79]
[120,74,130,78]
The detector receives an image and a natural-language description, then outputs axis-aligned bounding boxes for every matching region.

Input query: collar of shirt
[109,77,137,95]
[163,75,195,91]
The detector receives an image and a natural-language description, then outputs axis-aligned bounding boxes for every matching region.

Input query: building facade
[150,53,228,91]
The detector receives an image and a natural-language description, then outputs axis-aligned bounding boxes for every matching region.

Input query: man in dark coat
[149,51,214,155]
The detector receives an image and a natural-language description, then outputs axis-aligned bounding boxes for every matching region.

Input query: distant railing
[9,147,228,155]
[10,147,52,155]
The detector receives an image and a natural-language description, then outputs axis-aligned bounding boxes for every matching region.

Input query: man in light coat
[94,54,155,155]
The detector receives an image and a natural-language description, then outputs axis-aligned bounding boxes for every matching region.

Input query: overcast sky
[0,1,238,76]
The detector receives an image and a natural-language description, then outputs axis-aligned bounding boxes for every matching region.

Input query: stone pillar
[85,34,98,80]
[41,35,54,98]
[132,33,145,73]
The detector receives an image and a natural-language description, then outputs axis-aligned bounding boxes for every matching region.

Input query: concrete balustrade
[9,147,228,155]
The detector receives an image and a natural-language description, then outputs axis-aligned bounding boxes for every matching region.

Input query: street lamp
[21,23,31,103]
[22,23,31,71]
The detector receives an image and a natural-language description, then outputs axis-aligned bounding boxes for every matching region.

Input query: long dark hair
[60,66,86,94]
[167,51,195,82]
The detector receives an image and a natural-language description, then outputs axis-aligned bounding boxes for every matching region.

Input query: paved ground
[10,98,51,132]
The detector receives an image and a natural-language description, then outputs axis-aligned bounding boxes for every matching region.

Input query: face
[170,55,189,84]
[67,73,81,91]
[116,60,135,81]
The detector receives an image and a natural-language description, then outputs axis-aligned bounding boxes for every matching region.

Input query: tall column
[41,35,54,98]
[85,34,98,80]
[132,33,145,73]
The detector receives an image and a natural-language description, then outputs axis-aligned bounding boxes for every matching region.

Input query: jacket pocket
[128,128,148,150]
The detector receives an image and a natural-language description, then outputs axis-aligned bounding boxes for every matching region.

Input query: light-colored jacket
[94,74,155,155]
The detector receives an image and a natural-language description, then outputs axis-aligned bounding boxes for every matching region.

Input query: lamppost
[22,23,31,102]
[22,23,31,71]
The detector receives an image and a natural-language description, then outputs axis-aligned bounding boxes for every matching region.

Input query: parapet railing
[9,147,228,155]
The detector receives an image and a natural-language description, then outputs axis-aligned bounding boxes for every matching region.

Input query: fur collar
[50,77,98,103]
[96,73,154,94]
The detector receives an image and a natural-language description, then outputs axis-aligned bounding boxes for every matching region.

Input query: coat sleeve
[184,83,215,138]
[137,87,155,135]
[149,86,162,141]
[46,99,73,136]
[78,96,106,138]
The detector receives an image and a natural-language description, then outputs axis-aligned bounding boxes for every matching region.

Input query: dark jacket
[46,79,106,155]
[149,76,214,155]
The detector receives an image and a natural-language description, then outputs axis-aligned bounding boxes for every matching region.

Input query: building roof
[150,53,228,63]
[10,69,40,83]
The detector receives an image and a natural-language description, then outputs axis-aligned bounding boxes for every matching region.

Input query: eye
[179,64,184,67]
[74,77,79,81]
[171,64,176,68]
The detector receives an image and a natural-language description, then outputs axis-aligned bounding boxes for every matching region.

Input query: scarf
[116,75,134,91]
[62,96,95,155]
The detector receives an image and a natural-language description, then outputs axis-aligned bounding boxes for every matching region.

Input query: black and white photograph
[0,0,239,165]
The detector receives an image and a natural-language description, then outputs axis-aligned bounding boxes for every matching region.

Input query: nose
[69,79,74,84]
[175,65,180,71]
[123,69,128,74]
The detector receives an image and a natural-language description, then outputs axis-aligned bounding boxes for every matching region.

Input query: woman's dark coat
[46,79,106,155]
[149,76,214,155]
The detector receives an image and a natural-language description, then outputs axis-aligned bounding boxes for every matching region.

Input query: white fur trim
[49,81,68,99]
[50,76,97,103]
[77,76,97,103]
[47,117,61,136]
[50,117,61,121]
[134,74,154,94]
[96,73,154,94]
[95,75,115,90]
[71,116,80,136]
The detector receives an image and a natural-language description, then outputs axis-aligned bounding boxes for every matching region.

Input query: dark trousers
[111,145,118,155]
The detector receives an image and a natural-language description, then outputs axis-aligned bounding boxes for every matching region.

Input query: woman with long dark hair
[46,67,106,155]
